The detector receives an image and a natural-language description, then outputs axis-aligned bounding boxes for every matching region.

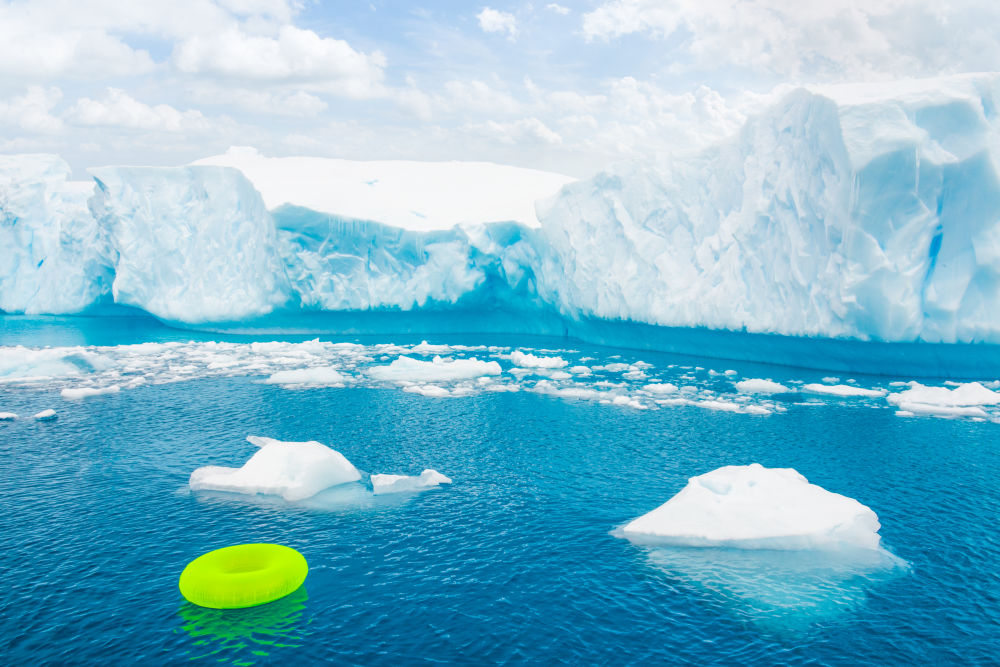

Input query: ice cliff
[2,73,1000,355]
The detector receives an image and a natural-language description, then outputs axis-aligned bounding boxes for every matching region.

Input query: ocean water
[1,316,999,665]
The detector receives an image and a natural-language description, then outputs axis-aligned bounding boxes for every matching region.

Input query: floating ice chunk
[264,367,346,387]
[189,436,362,501]
[619,463,883,551]
[403,384,452,398]
[735,379,790,394]
[593,363,630,372]
[0,412,17,420]
[642,382,678,395]
[410,341,454,355]
[568,365,592,376]
[0,347,111,380]
[33,409,57,421]
[886,382,1000,410]
[60,385,121,400]
[549,370,572,380]
[610,395,647,409]
[370,469,452,495]
[802,383,886,398]
[509,350,568,369]
[368,355,501,383]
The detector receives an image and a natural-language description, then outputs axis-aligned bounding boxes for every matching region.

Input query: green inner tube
[179,543,308,609]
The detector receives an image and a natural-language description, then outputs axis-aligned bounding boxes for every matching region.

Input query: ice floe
[60,385,121,400]
[370,469,452,495]
[509,350,568,369]
[368,355,501,383]
[619,463,883,551]
[190,436,362,501]
[886,381,1000,419]
[33,409,57,421]
[802,383,886,397]
[735,379,790,394]
[264,367,347,387]
[0,412,17,420]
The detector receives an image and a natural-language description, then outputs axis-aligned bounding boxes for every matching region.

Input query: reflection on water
[189,479,433,514]
[177,586,310,662]
[643,546,909,631]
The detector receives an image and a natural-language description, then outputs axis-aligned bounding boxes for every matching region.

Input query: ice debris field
[4,74,1000,370]
[2,338,999,423]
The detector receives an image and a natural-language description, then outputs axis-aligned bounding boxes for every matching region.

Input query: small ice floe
[618,464,905,629]
[735,379,790,394]
[642,382,678,395]
[0,412,17,420]
[264,367,347,387]
[370,469,452,495]
[802,383,886,398]
[617,463,883,551]
[410,340,455,355]
[509,350,568,369]
[403,384,453,398]
[33,409,57,421]
[189,435,362,501]
[60,384,121,400]
[368,355,501,383]
[886,381,1000,419]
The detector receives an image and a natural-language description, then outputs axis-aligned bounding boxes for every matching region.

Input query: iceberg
[619,463,883,551]
[88,165,289,323]
[370,469,452,495]
[0,412,17,420]
[3,74,1000,375]
[535,73,1000,345]
[189,435,362,501]
[0,154,112,313]
[33,409,57,421]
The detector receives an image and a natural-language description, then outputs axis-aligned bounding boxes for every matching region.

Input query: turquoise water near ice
[1,316,999,664]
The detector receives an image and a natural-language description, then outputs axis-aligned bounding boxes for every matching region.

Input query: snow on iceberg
[370,469,452,495]
[88,165,289,323]
[619,463,883,551]
[886,381,1000,418]
[0,154,112,314]
[0,346,111,380]
[368,355,501,383]
[534,73,1000,345]
[194,146,575,231]
[189,435,362,501]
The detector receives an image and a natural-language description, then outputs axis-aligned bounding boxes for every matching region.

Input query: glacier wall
[0,155,112,314]
[535,74,1000,343]
[89,166,290,323]
[2,73,1000,369]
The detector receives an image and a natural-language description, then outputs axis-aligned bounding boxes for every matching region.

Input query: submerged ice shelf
[4,74,1000,375]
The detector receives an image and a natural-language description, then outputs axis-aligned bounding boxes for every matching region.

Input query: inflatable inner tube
[179,543,308,609]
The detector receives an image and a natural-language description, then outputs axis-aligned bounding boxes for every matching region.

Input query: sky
[1,0,998,178]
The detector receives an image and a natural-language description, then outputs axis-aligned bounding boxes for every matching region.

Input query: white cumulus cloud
[477,7,518,40]
[67,88,210,132]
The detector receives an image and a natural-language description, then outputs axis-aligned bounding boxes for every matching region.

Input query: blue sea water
[1,316,999,665]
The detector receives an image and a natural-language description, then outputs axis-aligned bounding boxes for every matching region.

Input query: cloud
[465,117,562,145]
[172,25,387,97]
[477,7,518,40]
[0,6,154,80]
[580,0,1000,81]
[67,88,210,132]
[0,86,64,133]
[546,3,571,15]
